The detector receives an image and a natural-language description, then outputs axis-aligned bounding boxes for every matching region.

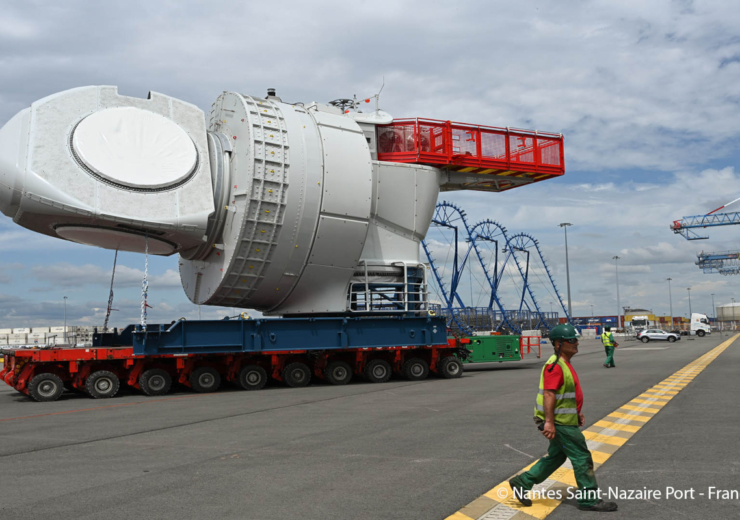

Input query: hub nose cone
[0,108,29,218]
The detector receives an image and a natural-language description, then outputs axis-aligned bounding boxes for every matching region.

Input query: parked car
[637,329,680,343]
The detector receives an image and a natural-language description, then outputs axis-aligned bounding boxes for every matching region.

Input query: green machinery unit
[462,335,522,363]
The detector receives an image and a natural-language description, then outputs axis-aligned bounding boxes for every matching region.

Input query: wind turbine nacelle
[0,86,440,315]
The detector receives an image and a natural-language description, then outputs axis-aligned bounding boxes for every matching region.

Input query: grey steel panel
[309,215,369,269]
[267,264,354,314]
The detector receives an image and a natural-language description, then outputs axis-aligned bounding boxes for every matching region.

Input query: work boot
[578,500,618,512]
[508,479,532,507]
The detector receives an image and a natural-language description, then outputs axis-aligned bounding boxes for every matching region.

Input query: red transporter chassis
[0,340,464,402]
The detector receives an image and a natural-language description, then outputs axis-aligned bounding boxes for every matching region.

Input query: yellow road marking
[637,393,670,401]
[608,411,651,422]
[594,420,641,433]
[590,450,611,464]
[630,398,666,407]
[444,334,739,520]
[583,431,628,446]
[621,403,660,413]
[446,513,473,520]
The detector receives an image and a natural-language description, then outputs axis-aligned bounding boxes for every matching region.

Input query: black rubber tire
[697,330,705,337]
[239,365,268,391]
[324,361,353,385]
[139,369,172,396]
[28,373,64,402]
[668,336,676,343]
[641,337,650,343]
[403,358,429,381]
[364,359,392,383]
[189,367,221,393]
[86,370,120,399]
[437,356,463,379]
[283,362,311,388]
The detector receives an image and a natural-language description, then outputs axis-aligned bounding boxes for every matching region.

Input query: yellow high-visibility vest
[534,355,578,426]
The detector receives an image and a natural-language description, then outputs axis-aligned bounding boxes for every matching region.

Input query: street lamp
[712,293,720,336]
[732,298,736,328]
[590,304,594,318]
[667,278,673,331]
[613,256,621,329]
[559,223,573,318]
[63,296,68,343]
[687,287,692,316]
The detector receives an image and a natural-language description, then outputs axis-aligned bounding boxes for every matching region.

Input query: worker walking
[601,326,618,368]
[509,324,618,512]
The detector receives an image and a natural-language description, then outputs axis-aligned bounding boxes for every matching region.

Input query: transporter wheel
[641,337,650,343]
[28,373,64,402]
[86,370,120,399]
[437,356,463,379]
[668,336,676,343]
[324,361,353,385]
[697,330,706,337]
[139,369,172,396]
[239,365,268,391]
[190,367,221,393]
[364,359,392,383]
[403,358,429,381]
[283,362,311,388]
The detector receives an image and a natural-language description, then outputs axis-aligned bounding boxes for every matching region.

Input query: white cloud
[29,264,182,290]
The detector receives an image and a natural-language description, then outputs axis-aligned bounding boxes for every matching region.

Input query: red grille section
[376,119,564,190]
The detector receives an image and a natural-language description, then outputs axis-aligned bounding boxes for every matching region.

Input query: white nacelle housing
[0,86,214,256]
[0,87,441,315]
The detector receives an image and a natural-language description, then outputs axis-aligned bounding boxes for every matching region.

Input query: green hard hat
[549,323,578,341]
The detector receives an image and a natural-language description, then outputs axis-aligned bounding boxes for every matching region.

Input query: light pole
[687,287,692,316]
[63,296,68,343]
[667,278,673,331]
[613,256,621,330]
[559,223,573,318]
[732,298,736,329]
[712,293,720,336]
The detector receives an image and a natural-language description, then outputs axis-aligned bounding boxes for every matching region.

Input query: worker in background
[601,326,618,368]
[509,324,618,512]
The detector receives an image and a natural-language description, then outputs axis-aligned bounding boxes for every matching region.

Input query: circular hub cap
[38,381,58,397]
[72,107,197,189]
[372,365,387,378]
[149,376,166,391]
[95,378,112,393]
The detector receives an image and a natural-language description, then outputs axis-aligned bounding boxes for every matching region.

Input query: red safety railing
[520,336,542,358]
[377,118,564,176]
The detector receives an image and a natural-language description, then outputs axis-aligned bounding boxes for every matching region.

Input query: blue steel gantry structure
[422,201,571,334]
[696,251,740,275]
[671,197,740,240]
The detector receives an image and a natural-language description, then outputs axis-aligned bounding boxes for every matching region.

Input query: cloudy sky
[2,0,740,328]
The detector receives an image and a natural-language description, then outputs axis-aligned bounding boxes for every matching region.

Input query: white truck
[690,313,711,337]
[630,315,650,330]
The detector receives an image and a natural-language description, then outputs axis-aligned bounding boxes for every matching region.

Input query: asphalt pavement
[0,333,737,520]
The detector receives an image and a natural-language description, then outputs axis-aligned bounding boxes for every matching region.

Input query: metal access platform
[377,119,564,192]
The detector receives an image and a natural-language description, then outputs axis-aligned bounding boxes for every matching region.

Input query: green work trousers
[604,345,615,367]
[511,424,600,508]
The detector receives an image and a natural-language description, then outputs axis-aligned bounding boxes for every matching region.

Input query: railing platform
[377,118,564,192]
